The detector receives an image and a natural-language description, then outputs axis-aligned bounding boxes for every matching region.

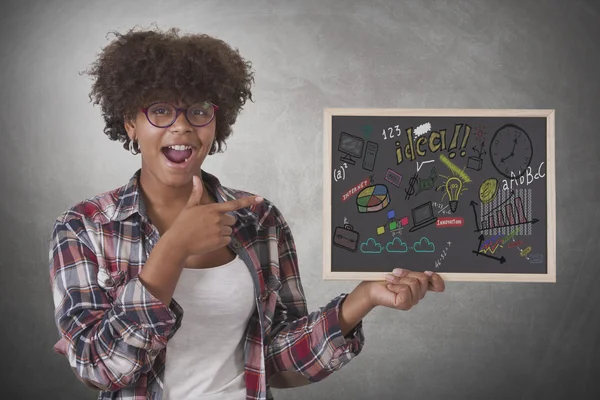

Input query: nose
[168,109,193,134]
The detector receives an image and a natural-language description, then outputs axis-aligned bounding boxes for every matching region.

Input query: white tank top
[162,254,256,400]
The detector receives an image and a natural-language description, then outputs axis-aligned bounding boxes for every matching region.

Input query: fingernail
[255,196,264,203]
[385,274,395,282]
[392,268,404,276]
[424,270,433,276]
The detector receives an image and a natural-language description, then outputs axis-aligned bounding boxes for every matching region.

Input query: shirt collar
[108,169,258,225]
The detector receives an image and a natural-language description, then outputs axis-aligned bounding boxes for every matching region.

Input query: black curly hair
[83,24,255,153]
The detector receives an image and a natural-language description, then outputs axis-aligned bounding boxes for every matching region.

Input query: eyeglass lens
[146,102,214,127]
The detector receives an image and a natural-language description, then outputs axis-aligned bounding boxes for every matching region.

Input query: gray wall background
[1,0,598,399]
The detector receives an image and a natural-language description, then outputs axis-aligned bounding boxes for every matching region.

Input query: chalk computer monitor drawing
[338,132,364,165]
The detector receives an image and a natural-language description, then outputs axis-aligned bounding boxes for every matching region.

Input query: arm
[49,217,183,391]
[268,371,311,389]
[268,286,373,389]
[264,207,366,386]
[338,282,375,335]
[137,228,188,305]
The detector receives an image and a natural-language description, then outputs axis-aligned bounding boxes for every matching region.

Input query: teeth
[168,145,192,151]
[184,158,188,162]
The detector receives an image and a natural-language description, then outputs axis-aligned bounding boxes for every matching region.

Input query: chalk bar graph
[480,189,533,235]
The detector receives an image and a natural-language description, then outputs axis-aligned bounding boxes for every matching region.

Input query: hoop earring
[129,139,140,155]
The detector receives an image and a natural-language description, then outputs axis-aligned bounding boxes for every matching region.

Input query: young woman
[49,26,445,400]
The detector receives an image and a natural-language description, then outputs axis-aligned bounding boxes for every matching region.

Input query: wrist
[355,281,378,310]
[338,282,375,337]
[160,228,189,259]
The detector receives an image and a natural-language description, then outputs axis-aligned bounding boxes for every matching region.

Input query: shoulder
[54,185,123,228]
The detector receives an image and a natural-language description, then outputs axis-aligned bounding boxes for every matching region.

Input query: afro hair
[83,24,255,153]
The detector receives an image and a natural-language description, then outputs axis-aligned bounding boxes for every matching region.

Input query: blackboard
[322,109,555,282]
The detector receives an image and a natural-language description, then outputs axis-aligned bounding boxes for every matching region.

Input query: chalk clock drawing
[489,124,533,179]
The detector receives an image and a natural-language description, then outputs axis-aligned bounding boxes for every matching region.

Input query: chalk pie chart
[356,184,390,213]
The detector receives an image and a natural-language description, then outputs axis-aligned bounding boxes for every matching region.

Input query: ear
[124,117,137,141]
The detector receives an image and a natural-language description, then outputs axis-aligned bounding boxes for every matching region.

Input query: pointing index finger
[215,195,264,212]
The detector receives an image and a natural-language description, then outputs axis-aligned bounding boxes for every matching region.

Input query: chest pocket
[97,267,127,301]
[259,225,285,337]
[265,274,282,295]
[94,221,146,301]
[262,274,282,338]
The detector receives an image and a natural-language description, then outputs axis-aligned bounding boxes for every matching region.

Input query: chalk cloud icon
[413,237,436,253]
[386,237,409,253]
[360,238,383,254]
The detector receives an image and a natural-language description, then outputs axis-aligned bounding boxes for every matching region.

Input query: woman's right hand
[169,175,263,257]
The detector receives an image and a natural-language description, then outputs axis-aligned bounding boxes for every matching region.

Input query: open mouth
[161,144,196,166]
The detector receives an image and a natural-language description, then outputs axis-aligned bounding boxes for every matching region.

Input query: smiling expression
[124,99,216,187]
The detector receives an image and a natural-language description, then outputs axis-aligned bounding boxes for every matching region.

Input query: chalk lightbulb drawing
[445,177,463,213]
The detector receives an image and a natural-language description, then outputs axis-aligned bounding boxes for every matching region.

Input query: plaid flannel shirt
[49,169,365,400]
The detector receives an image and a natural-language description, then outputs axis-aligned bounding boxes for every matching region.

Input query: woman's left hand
[365,268,445,310]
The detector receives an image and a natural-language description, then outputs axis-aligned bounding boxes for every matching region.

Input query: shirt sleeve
[49,217,183,391]
[264,206,365,383]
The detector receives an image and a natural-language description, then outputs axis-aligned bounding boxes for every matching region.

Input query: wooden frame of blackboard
[323,108,555,282]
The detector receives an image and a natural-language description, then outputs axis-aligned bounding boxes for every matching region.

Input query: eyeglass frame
[140,101,219,128]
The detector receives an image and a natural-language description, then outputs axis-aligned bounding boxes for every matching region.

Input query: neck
[138,168,214,211]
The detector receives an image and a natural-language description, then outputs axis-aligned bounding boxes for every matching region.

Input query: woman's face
[125,99,216,188]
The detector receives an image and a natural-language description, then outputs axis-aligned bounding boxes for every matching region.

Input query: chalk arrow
[471,250,507,264]
[470,200,480,232]
[477,234,484,252]
[474,218,539,233]
[417,160,434,172]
